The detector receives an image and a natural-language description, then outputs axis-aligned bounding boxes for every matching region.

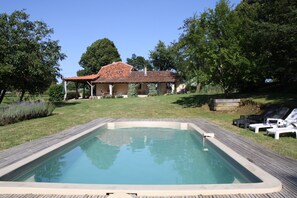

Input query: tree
[0,10,66,103]
[79,38,121,75]
[126,54,152,71]
[176,13,210,92]
[176,0,255,94]
[240,0,297,89]
[205,0,250,93]
[149,41,176,71]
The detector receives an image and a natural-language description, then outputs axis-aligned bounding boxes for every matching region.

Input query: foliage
[149,41,176,71]
[78,38,121,75]
[175,13,211,92]
[66,91,79,100]
[126,54,152,71]
[175,0,297,94]
[127,83,139,97]
[0,101,55,125]
[0,10,66,103]
[239,0,297,88]
[147,83,158,96]
[177,0,251,94]
[48,84,64,102]
[200,84,224,94]
[205,0,250,93]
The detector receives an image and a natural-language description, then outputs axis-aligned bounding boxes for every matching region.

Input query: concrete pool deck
[0,118,296,198]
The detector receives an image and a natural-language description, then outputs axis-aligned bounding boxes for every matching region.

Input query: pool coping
[0,121,282,196]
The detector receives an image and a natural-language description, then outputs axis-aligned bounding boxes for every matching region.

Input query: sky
[1,0,241,78]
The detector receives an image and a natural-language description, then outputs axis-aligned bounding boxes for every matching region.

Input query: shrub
[66,91,80,100]
[0,101,55,126]
[48,84,64,102]
[147,83,158,96]
[128,83,139,97]
[200,84,224,94]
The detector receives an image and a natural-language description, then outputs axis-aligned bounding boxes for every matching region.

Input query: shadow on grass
[173,93,297,109]
[173,94,225,108]
[53,101,81,107]
[232,93,297,108]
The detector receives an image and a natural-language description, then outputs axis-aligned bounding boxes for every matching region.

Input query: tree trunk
[196,82,201,93]
[19,90,25,102]
[0,89,6,104]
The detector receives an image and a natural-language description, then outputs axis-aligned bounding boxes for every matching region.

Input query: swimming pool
[0,121,282,196]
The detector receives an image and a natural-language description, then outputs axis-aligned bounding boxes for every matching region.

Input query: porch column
[109,84,113,96]
[63,81,68,101]
[91,85,94,97]
[171,83,175,94]
[86,81,94,97]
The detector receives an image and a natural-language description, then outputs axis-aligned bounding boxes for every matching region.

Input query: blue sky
[1,0,241,78]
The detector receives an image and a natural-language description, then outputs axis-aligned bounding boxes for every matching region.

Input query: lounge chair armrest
[266,118,281,124]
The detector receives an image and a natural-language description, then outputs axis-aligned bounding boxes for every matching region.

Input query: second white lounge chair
[266,123,297,139]
[249,108,297,133]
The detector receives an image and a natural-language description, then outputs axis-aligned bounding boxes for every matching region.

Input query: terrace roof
[64,61,177,83]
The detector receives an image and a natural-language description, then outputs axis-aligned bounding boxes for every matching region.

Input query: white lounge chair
[266,123,297,139]
[249,108,297,133]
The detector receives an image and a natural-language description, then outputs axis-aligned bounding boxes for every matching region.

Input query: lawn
[0,93,296,160]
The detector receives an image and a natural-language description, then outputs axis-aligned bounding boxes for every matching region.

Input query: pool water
[11,127,258,184]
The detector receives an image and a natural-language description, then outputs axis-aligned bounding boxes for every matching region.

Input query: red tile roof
[64,61,177,83]
[63,74,99,81]
[98,62,133,78]
[93,71,176,83]
[130,71,176,83]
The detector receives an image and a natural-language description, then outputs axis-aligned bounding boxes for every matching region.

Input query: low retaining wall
[210,99,240,111]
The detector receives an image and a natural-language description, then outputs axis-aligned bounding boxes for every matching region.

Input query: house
[63,62,177,99]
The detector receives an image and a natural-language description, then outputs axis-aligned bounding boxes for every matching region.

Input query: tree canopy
[240,0,297,88]
[78,38,121,75]
[149,41,176,71]
[174,0,297,93]
[0,10,66,103]
[126,54,152,71]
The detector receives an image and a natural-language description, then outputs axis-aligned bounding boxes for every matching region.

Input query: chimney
[144,66,147,76]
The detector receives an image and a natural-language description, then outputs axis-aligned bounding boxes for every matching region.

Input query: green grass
[0,93,296,160]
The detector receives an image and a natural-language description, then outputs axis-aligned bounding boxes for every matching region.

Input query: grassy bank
[0,93,296,159]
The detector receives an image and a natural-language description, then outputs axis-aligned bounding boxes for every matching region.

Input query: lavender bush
[0,101,55,125]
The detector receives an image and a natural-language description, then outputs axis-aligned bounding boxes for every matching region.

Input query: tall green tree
[176,13,210,92]
[78,38,121,75]
[205,0,250,93]
[177,0,254,93]
[126,54,152,71]
[0,10,66,103]
[241,0,297,89]
[149,41,176,71]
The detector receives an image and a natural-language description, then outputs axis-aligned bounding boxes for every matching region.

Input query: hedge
[0,101,55,125]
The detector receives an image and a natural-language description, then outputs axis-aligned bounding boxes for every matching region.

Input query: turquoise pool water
[9,127,259,184]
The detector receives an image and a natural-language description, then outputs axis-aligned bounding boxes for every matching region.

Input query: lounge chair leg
[275,133,280,140]
[255,127,259,133]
